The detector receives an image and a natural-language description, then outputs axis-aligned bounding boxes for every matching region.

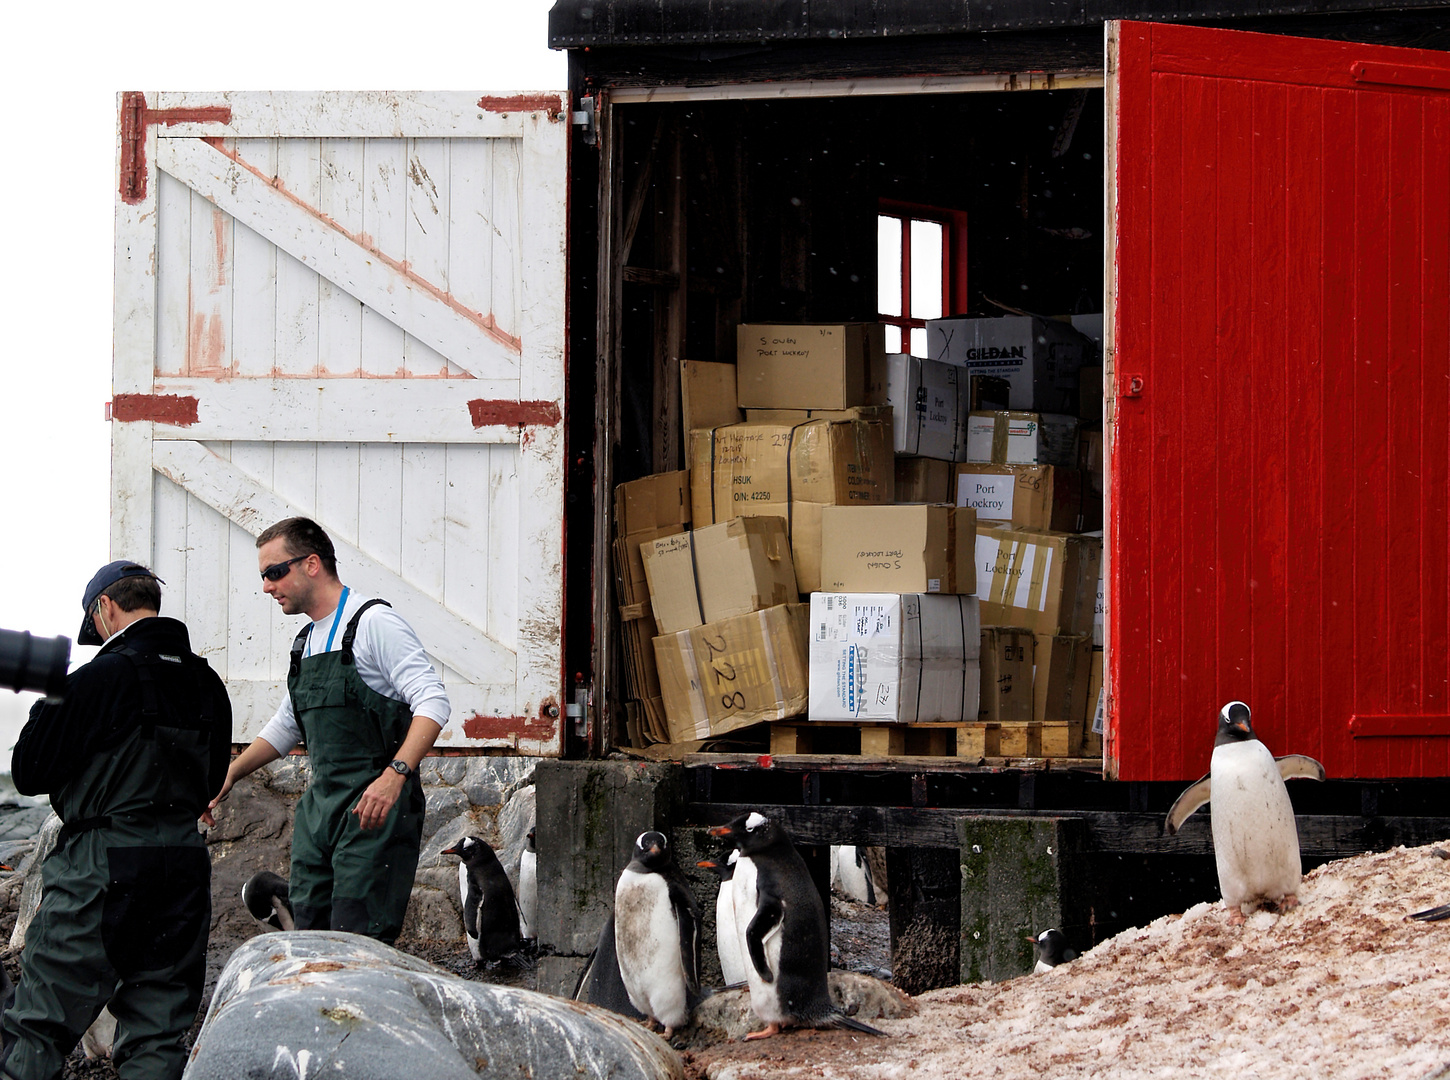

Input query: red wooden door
[1108,22,1450,781]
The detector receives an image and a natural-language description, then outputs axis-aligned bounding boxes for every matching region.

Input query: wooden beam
[686,802,1450,858]
[622,266,682,288]
[653,123,686,472]
[151,439,517,683]
[158,137,522,381]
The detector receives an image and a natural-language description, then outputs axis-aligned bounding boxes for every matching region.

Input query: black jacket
[12,616,232,811]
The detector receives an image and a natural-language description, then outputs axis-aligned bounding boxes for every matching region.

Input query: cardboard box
[819,504,976,595]
[896,457,954,504]
[1092,566,1105,648]
[885,353,969,460]
[613,521,689,746]
[969,374,1012,413]
[641,516,798,635]
[965,411,1079,467]
[614,472,690,539]
[736,323,887,411]
[925,315,1092,413]
[808,592,981,722]
[654,604,810,741]
[682,359,743,433]
[1078,366,1103,423]
[979,626,1034,723]
[1083,649,1104,757]
[1080,426,1103,496]
[1033,632,1094,725]
[975,525,1102,637]
[688,415,894,591]
[955,464,1100,533]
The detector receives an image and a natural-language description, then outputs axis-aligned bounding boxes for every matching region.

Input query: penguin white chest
[732,859,786,1023]
[715,876,747,985]
[1210,741,1302,910]
[457,863,481,960]
[614,870,689,1029]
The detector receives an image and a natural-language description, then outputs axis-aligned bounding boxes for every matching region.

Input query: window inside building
[877,200,967,355]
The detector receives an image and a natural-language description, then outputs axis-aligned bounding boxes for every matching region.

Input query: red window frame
[878,198,968,352]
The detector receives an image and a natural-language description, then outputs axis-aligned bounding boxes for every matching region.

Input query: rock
[184,931,683,1080]
[458,757,536,807]
[418,812,482,870]
[423,786,470,840]
[400,881,464,942]
[496,785,536,892]
[9,813,62,951]
[419,757,468,787]
[263,756,311,795]
[690,973,914,1043]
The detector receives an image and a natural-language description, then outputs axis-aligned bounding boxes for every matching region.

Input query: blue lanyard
[318,586,350,656]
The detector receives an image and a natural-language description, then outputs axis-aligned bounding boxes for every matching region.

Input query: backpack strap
[341,599,391,667]
[288,623,313,679]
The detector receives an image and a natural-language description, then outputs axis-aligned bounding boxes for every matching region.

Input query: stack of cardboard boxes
[611,314,1106,758]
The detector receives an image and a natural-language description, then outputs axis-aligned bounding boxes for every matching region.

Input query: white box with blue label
[808,592,981,722]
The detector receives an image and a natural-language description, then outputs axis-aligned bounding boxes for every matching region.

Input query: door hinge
[118,91,232,206]
[566,684,592,739]
[572,95,598,147]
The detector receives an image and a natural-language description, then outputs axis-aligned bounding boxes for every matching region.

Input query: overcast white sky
[0,2,566,759]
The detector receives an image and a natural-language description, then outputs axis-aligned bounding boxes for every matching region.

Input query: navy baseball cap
[79,560,164,646]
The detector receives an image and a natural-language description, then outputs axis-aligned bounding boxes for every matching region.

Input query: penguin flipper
[745,899,784,984]
[1275,754,1326,783]
[1164,774,1212,836]
[667,877,702,995]
[1409,902,1450,922]
[832,1014,888,1037]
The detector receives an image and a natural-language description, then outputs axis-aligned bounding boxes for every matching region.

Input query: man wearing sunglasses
[2,561,232,1080]
[204,517,449,943]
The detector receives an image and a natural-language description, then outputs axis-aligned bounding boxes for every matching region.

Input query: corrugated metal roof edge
[548,1,1450,49]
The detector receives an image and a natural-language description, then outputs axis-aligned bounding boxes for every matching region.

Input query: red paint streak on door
[476,94,565,120]
[111,394,200,426]
[119,92,232,204]
[1111,22,1450,782]
[467,400,562,428]
[460,714,559,742]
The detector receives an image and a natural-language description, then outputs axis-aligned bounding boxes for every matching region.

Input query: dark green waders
[286,599,425,943]
[2,650,216,1080]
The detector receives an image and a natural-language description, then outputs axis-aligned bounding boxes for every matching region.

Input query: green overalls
[2,647,215,1080]
[286,598,424,943]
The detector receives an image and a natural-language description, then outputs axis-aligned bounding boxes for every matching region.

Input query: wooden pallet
[768,720,1082,759]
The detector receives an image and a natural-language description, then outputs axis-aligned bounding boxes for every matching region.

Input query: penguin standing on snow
[518,827,538,941]
[443,836,525,961]
[1027,928,1077,973]
[613,831,701,1039]
[709,812,885,1040]
[697,849,748,986]
[1165,701,1325,924]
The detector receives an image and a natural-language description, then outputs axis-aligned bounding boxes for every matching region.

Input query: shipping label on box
[1084,649,1105,754]
[956,464,1096,532]
[975,525,1102,637]
[886,353,969,460]
[965,411,1079,467]
[925,315,1092,412]
[736,323,887,411]
[614,472,690,539]
[1033,632,1094,725]
[809,592,981,722]
[896,457,954,504]
[819,504,976,595]
[1093,571,1104,647]
[979,626,1034,723]
[641,517,798,635]
[654,604,810,741]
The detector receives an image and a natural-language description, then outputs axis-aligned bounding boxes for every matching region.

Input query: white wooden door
[110,91,569,754]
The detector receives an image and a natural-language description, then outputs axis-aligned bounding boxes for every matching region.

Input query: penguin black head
[443,835,504,871]
[525,827,537,854]
[1027,927,1077,968]
[1216,701,1256,746]
[696,848,738,882]
[709,811,787,856]
[631,830,671,870]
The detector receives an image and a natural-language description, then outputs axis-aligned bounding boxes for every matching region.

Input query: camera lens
[0,629,71,700]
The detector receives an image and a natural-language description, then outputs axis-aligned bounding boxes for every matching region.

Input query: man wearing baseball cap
[0,561,232,1080]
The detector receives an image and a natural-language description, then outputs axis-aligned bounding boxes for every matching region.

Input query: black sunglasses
[260,555,309,582]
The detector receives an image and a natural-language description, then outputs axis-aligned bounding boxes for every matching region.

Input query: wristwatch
[388,759,412,777]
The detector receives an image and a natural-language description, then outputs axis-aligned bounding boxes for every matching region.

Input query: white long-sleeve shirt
[257,590,451,756]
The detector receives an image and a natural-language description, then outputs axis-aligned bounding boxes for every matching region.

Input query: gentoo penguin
[708,812,886,1040]
[443,836,525,961]
[1165,701,1326,924]
[573,912,647,1021]
[241,870,295,931]
[1027,928,1077,973]
[518,826,538,941]
[697,850,748,986]
[830,846,877,906]
[613,831,701,1039]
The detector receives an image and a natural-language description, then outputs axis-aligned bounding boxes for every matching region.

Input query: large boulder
[184,931,683,1080]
